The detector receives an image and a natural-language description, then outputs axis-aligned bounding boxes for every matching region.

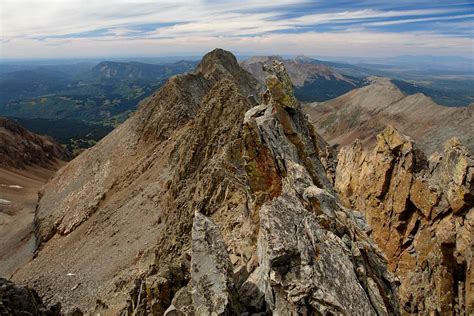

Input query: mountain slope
[11,49,399,314]
[241,55,361,101]
[0,117,69,169]
[303,77,474,154]
[91,60,197,80]
[0,118,68,278]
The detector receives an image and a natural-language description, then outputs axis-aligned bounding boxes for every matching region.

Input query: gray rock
[164,285,194,316]
[239,60,400,315]
[191,212,240,315]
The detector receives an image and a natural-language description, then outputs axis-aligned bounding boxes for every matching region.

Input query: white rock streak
[0,198,11,205]
[0,184,23,189]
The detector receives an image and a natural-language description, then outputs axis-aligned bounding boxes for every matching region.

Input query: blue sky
[0,0,473,59]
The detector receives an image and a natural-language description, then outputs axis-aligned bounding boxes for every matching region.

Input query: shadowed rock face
[334,126,474,314]
[0,278,61,315]
[12,49,399,314]
[0,117,69,169]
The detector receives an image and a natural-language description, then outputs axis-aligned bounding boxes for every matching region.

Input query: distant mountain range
[242,55,474,107]
[0,54,472,156]
[0,59,198,152]
[91,60,197,80]
[303,76,474,154]
[324,54,474,74]
[241,55,363,102]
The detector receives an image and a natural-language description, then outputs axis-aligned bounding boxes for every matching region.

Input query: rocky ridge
[241,55,360,101]
[0,117,69,169]
[303,77,474,154]
[334,125,473,314]
[12,49,400,314]
[304,77,474,154]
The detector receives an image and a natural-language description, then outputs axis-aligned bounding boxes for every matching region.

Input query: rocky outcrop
[241,55,360,102]
[13,49,399,314]
[0,117,69,169]
[334,126,474,314]
[0,278,61,315]
[236,60,399,315]
[191,212,240,315]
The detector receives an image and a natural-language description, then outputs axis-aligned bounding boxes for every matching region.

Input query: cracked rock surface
[334,125,473,314]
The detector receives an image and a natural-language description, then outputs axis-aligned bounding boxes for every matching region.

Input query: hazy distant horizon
[1,0,473,60]
[1,52,472,64]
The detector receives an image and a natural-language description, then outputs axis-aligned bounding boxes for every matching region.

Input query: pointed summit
[196,48,241,80]
[196,48,261,95]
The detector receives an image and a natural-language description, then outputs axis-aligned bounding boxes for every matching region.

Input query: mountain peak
[196,48,240,78]
[294,54,316,63]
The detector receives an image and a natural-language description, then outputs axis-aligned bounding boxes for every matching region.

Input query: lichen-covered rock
[239,60,399,315]
[164,285,194,316]
[191,212,241,315]
[334,126,474,315]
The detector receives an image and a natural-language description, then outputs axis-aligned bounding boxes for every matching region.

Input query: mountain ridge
[11,49,399,314]
[241,55,362,102]
[0,117,69,169]
[91,60,197,80]
[303,76,474,154]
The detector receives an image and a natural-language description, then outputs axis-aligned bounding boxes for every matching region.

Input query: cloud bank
[0,0,473,59]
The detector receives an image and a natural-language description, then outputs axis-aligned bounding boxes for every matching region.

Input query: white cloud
[0,0,472,58]
[284,8,461,26]
[2,30,472,59]
[364,13,474,26]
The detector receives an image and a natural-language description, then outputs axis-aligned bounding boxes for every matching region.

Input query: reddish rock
[334,126,474,314]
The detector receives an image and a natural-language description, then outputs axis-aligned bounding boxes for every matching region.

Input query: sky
[0,0,473,59]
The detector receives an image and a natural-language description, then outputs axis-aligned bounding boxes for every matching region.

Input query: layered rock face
[0,117,69,169]
[334,126,473,314]
[12,49,400,314]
